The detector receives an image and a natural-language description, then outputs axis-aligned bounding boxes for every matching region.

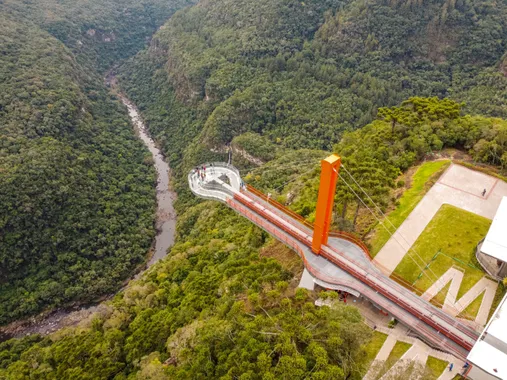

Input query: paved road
[374,163,507,274]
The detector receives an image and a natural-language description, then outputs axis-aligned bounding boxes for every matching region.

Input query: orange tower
[312,154,341,254]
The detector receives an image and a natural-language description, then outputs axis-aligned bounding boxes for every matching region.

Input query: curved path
[189,163,480,360]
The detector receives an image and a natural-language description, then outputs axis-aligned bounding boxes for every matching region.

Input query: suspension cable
[341,164,446,279]
[339,165,470,313]
[336,170,437,281]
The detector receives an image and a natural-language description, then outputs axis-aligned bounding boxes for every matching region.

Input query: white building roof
[467,293,507,379]
[481,196,507,262]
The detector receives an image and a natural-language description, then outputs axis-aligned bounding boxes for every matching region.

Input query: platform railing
[194,176,479,338]
[227,196,474,358]
[244,185,463,313]
[232,192,479,342]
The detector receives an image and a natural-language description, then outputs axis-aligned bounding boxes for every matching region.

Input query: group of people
[337,290,349,303]
[192,163,247,191]
[194,165,207,182]
[193,163,216,183]
[447,361,470,374]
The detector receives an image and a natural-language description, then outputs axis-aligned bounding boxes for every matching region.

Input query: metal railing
[247,187,444,300]
[230,191,478,354]
[203,161,241,180]
[247,185,373,256]
[191,171,479,355]
[245,185,462,313]
[188,162,242,202]
[227,197,472,358]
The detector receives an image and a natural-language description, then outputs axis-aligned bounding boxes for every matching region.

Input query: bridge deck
[188,163,480,360]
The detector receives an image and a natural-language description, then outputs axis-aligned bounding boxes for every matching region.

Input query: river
[120,94,177,267]
[0,85,176,340]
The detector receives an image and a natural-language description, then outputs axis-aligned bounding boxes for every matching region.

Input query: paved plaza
[319,296,464,380]
[371,163,507,327]
[374,163,507,274]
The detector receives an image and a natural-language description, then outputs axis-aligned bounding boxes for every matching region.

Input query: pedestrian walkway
[374,335,398,362]
[374,164,507,274]
[363,324,465,380]
[376,341,428,380]
[189,162,479,360]
[317,296,466,379]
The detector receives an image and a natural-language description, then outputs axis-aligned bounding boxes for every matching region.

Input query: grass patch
[362,331,388,369]
[426,356,448,379]
[393,204,491,306]
[457,291,484,321]
[384,341,411,370]
[369,160,450,256]
[369,340,412,378]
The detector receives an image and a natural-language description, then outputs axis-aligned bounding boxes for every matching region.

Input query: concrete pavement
[374,164,507,274]
[421,267,497,326]
[317,297,465,380]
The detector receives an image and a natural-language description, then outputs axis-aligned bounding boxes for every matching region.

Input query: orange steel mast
[312,154,341,254]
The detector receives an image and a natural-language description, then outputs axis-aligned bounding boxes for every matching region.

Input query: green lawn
[458,291,484,320]
[426,356,448,379]
[370,160,450,256]
[363,331,388,365]
[385,341,412,371]
[393,204,491,312]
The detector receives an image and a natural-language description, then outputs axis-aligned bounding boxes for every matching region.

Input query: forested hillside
[2,97,506,378]
[0,201,373,379]
[2,0,507,378]
[0,0,193,324]
[121,0,507,216]
[1,0,195,72]
[122,0,507,168]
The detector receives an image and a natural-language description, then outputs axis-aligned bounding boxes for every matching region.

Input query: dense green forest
[0,0,193,324]
[2,97,506,378]
[1,0,195,72]
[0,202,373,379]
[120,0,507,220]
[121,0,507,167]
[2,0,507,377]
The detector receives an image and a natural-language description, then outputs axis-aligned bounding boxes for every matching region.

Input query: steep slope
[313,0,507,116]
[1,0,507,377]
[1,0,195,72]
[122,0,507,174]
[119,0,507,230]
[0,198,373,379]
[0,15,158,323]
[2,97,506,378]
[0,0,195,324]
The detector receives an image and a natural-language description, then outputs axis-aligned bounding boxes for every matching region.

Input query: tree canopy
[0,0,192,323]
[2,0,507,377]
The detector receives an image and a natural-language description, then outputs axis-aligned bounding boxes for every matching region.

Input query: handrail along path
[188,163,479,360]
